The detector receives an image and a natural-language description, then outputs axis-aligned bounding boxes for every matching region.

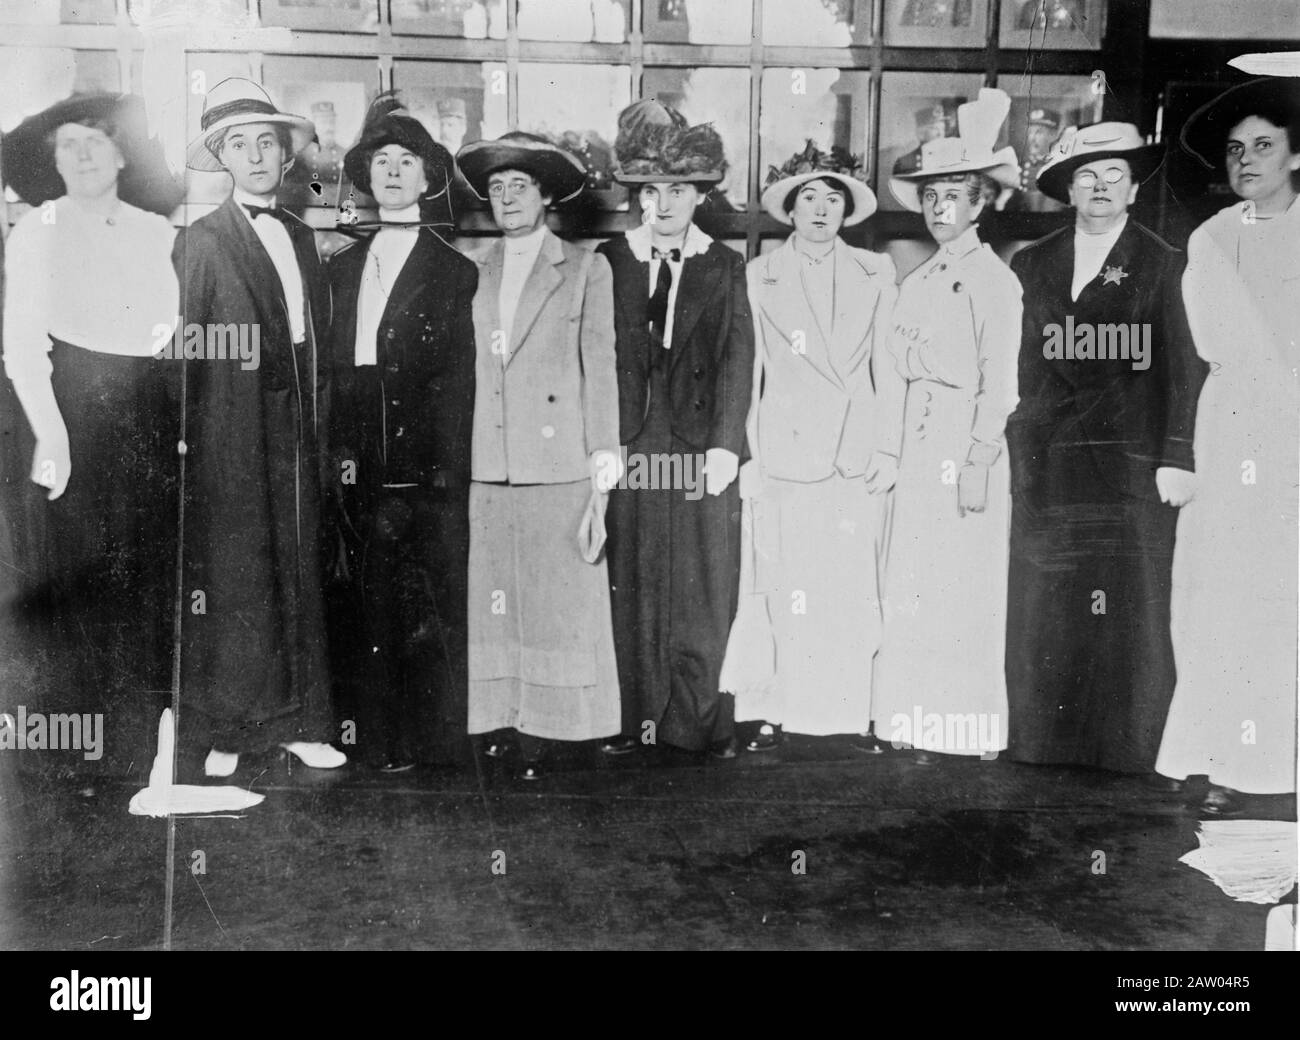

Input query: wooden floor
[1,734,1293,950]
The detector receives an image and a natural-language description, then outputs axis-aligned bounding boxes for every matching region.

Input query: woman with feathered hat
[325,92,478,772]
[871,89,1022,763]
[2,92,181,767]
[1155,70,1300,815]
[597,100,755,758]
[720,139,901,753]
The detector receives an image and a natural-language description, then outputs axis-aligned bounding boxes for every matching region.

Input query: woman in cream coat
[723,143,902,748]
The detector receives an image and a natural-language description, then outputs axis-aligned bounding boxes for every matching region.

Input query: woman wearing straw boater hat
[1155,68,1300,816]
[596,100,754,759]
[455,130,622,780]
[1003,120,1207,777]
[1,93,180,769]
[718,139,900,754]
[174,77,346,780]
[869,89,1022,764]
[325,92,477,772]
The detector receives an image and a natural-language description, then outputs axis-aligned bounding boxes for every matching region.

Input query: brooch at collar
[1101,264,1129,287]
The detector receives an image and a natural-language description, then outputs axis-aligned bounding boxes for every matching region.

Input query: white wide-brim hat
[761,169,877,225]
[1034,121,1164,203]
[186,77,314,172]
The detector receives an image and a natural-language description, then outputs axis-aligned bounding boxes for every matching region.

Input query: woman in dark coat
[598,100,755,757]
[326,93,478,771]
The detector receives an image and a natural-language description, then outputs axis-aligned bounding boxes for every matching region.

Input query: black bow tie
[651,247,681,262]
[243,202,286,223]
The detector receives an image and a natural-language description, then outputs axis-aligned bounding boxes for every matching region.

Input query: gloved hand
[863,451,899,494]
[957,463,989,516]
[704,448,739,497]
[32,434,71,501]
[1156,466,1197,507]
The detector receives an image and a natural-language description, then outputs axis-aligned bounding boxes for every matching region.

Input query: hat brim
[456,139,587,203]
[613,169,725,186]
[342,120,454,200]
[1180,77,1300,171]
[1,93,184,215]
[888,149,1021,212]
[185,112,315,172]
[760,170,876,225]
[1035,144,1164,204]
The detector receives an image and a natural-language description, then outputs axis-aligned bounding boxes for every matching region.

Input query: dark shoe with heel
[745,723,782,753]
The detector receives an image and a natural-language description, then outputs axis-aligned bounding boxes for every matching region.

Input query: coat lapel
[380,228,440,331]
[756,243,843,390]
[669,246,725,369]
[828,240,888,394]
[474,239,505,360]
[212,197,293,339]
[505,230,565,364]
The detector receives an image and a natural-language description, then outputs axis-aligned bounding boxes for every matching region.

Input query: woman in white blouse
[2,93,180,758]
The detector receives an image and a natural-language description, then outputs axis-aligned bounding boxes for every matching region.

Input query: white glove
[704,448,739,497]
[863,451,899,494]
[589,449,625,494]
[32,434,71,501]
[1155,466,1196,508]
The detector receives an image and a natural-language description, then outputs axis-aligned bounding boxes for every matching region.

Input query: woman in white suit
[871,90,1022,763]
[723,142,903,750]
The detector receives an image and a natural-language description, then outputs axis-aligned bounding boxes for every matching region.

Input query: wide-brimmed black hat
[1,92,183,215]
[343,90,454,200]
[455,131,587,202]
[1180,77,1300,171]
[1035,122,1165,204]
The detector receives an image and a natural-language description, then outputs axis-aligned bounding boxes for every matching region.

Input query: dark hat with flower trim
[343,90,454,200]
[1180,76,1300,172]
[760,140,877,225]
[612,99,726,185]
[455,131,588,202]
[1,92,184,215]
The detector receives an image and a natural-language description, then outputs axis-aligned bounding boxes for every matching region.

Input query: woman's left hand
[957,463,988,516]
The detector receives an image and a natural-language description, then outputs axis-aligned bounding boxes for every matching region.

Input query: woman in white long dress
[1155,78,1300,814]
[871,90,1022,763]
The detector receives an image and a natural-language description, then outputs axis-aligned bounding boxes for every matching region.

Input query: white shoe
[281,742,347,769]
[204,749,239,777]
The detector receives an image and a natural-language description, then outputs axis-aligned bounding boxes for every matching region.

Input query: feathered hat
[343,90,454,200]
[612,99,726,185]
[760,140,877,225]
[889,88,1020,212]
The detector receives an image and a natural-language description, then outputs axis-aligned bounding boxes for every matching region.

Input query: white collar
[940,225,983,258]
[378,203,421,224]
[625,220,712,263]
[1074,214,1127,243]
[232,186,278,213]
[503,223,548,255]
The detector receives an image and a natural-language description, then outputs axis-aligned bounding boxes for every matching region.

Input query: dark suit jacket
[596,236,754,457]
[327,227,477,489]
[1007,219,1208,508]
[172,196,333,740]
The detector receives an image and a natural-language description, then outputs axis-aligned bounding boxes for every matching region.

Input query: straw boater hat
[1034,121,1164,204]
[760,140,876,225]
[455,131,588,202]
[185,78,315,173]
[1180,75,1300,171]
[1,92,183,215]
[889,88,1020,211]
[611,99,726,185]
[343,90,454,200]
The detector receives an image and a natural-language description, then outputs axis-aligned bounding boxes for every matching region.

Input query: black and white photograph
[0,0,1297,980]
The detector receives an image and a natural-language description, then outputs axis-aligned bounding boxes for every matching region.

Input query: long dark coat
[597,235,754,750]
[1005,219,1208,774]
[326,227,477,764]
[172,197,333,754]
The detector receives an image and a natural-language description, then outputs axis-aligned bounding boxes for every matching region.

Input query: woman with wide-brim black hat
[1,93,181,770]
[325,92,479,772]
[1156,72,1300,817]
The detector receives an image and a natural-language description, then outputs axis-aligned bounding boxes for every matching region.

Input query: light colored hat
[186,78,315,172]
[1034,120,1164,203]
[760,140,876,225]
[889,89,1020,211]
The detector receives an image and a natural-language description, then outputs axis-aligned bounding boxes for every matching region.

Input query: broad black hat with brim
[1180,77,1300,171]
[343,91,454,200]
[455,132,588,203]
[1,92,183,215]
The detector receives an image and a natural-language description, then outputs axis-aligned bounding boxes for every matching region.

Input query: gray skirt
[467,479,621,741]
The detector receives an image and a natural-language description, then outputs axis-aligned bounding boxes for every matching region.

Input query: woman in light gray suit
[456,133,622,780]
[722,142,903,751]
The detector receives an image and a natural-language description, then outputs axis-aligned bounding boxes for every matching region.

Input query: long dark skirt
[606,367,740,751]
[1005,441,1178,774]
[0,340,176,773]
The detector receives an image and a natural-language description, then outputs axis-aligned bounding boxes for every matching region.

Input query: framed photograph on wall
[883,0,988,49]
[999,73,1104,213]
[999,0,1106,52]
[877,70,985,210]
[643,0,753,45]
[391,0,505,38]
[761,0,870,48]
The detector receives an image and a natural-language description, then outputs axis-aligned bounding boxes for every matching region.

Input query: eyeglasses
[487,179,536,199]
[1072,167,1128,188]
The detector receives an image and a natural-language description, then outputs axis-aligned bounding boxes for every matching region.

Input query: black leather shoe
[709,737,738,760]
[1145,773,1186,793]
[745,723,782,753]
[519,761,543,781]
[600,735,638,756]
[484,740,514,760]
[1201,784,1246,817]
[379,760,416,774]
[852,731,888,755]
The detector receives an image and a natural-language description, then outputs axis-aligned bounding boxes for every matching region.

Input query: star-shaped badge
[1101,264,1129,286]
